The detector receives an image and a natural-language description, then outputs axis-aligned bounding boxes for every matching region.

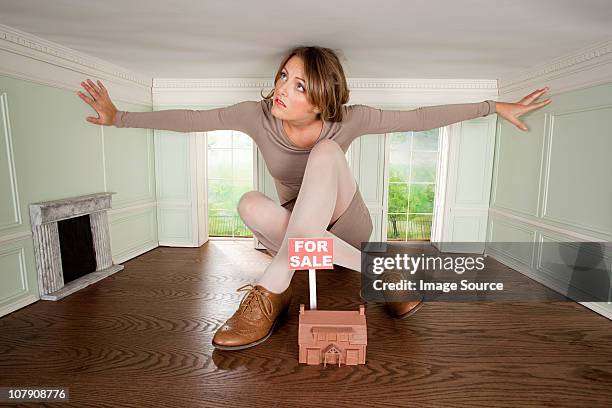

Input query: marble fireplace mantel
[29,192,124,301]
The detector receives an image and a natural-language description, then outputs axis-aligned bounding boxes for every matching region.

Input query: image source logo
[360,241,611,303]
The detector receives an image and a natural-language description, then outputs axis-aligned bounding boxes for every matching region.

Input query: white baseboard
[0,294,38,318]
[113,242,158,265]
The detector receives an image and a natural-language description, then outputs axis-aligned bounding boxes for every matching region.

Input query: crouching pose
[78,46,551,350]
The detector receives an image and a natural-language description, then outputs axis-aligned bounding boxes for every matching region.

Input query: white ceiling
[1,0,611,80]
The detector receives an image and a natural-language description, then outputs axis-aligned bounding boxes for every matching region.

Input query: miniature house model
[298,304,367,366]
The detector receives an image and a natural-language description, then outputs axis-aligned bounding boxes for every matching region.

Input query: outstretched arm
[346,100,496,136]
[77,79,260,134]
[113,102,258,134]
[345,87,552,137]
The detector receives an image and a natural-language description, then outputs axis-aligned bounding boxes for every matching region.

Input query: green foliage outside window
[387,129,439,241]
[207,131,254,238]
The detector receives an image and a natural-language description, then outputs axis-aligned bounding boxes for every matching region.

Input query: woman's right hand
[77,79,118,126]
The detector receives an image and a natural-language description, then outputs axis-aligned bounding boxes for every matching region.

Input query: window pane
[389,132,411,182]
[207,181,253,237]
[388,156,411,182]
[407,214,433,240]
[208,180,235,237]
[388,183,408,213]
[208,148,233,179]
[233,214,251,237]
[207,130,254,238]
[208,179,232,212]
[409,184,435,213]
[390,132,411,155]
[411,152,438,183]
[209,208,236,237]
[413,129,439,151]
[232,180,252,203]
[230,183,252,237]
[387,129,439,241]
[207,130,232,148]
[387,213,407,241]
[234,148,253,180]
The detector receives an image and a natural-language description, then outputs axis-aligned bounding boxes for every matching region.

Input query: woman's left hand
[495,87,552,131]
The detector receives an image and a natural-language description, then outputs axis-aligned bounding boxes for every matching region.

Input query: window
[387,129,440,241]
[207,130,254,238]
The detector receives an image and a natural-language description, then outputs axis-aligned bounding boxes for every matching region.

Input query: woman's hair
[261,46,350,122]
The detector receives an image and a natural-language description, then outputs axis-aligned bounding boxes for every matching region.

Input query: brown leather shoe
[385,299,424,319]
[212,283,293,350]
[381,271,424,319]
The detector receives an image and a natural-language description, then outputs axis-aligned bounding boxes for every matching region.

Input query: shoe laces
[236,284,274,321]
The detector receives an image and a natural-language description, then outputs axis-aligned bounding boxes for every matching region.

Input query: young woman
[77,46,551,350]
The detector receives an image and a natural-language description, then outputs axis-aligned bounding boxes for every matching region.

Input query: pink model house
[298,304,367,366]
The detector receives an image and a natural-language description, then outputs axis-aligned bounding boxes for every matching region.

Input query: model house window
[387,129,440,241]
[207,130,254,238]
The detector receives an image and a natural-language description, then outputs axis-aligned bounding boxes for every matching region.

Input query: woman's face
[271,55,319,122]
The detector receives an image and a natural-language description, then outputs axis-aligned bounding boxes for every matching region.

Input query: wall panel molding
[540,106,612,236]
[105,128,156,208]
[489,208,611,242]
[0,92,22,231]
[0,235,39,317]
[0,230,30,245]
[109,205,158,264]
[0,246,28,301]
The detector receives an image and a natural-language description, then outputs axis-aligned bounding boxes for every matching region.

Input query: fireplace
[57,214,97,284]
[29,192,124,301]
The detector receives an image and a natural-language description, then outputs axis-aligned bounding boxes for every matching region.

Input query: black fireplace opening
[57,215,97,284]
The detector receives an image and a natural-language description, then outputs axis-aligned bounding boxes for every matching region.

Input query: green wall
[0,75,157,315]
[487,81,612,316]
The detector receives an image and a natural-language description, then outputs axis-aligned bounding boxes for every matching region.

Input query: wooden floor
[1,240,611,408]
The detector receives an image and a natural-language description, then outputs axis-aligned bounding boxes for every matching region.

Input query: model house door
[324,350,340,367]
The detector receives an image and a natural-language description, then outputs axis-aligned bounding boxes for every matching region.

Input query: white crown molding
[348,78,497,90]
[153,77,498,90]
[498,38,612,99]
[153,78,272,89]
[152,77,499,107]
[0,23,149,86]
[0,23,152,106]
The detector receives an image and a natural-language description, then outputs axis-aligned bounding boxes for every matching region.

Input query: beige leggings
[237,139,365,292]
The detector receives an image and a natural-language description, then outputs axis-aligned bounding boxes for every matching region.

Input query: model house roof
[300,310,366,326]
[298,305,367,345]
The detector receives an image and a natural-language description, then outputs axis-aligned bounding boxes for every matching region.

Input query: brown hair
[261,46,350,122]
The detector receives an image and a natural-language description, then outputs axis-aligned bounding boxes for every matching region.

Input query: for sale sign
[288,238,334,270]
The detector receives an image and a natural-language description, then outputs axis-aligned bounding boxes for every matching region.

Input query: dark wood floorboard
[1,240,611,408]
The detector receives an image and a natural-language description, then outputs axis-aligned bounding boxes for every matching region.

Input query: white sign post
[309,268,317,310]
[288,237,334,311]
